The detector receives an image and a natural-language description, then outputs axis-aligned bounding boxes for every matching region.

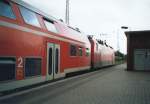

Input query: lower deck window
[0,57,16,82]
[25,58,41,77]
[70,45,77,56]
[86,48,90,56]
[78,47,83,56]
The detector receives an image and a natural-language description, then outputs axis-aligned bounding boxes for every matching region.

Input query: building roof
[125,30,150,36]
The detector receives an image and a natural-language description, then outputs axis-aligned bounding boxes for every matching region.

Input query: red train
[88,36,115,69]
[0,0,115,92]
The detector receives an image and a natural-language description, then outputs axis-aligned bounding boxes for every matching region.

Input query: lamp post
[117,28,120,52]
[120,26,130,52]
[66,0,70,25]
[120,26,129,62]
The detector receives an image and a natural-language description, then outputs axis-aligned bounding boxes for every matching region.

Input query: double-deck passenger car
[0,0,115,93]
[88,36,115,68]
[0,0,91,92]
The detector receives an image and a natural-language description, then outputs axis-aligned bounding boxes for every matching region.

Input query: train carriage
[0,0,91,92]
[88,36,115,69]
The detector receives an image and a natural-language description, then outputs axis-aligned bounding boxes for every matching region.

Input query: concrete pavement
[1,64,150,104]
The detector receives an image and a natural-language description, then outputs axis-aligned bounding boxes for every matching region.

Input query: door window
[55,48,59,74]
[48,48,53,75]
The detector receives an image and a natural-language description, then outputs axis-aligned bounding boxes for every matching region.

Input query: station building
[125,31,150,71]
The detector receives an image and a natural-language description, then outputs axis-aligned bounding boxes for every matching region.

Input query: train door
[144,50,150,70]
[46,43,60,80]
[134,49,150,70]
[134,49,145,70]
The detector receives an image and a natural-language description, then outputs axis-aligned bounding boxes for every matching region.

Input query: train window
[86,48,90,56]
[0,57,16,82]
[19,6,41,27]
[70,45,77,56]
[68,26,81,36]
[44,18,58,33]
[78,47,83,56]
[25,58,41,77]
[0,1,16,19]
[96,43,98,51]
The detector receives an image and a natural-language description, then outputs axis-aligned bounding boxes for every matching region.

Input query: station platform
[1,64,150,104]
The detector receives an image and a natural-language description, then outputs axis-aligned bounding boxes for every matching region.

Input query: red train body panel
[88,36,115,68]
[0,0,114,92]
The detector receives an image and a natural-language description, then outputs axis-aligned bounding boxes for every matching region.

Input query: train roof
[10,0,90,46]
[11,0,58,22]
[11,0,84,34]
[88,36,114,49]
[11,0,82,32]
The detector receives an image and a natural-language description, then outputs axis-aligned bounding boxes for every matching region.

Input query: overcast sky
[22,0,150,54]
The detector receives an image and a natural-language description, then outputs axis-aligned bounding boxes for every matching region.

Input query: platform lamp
[121,26,132,32]
[121,26,129,61]
[121,26,128,30]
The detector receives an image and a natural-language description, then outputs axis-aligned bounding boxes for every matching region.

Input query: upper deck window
[96,43,98,51]
[68,26,81,36]
[0,1,16,19]
[44,18,58,33]
[19,6,40,27]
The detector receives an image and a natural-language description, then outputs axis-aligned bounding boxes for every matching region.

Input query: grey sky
[22,0,150,54]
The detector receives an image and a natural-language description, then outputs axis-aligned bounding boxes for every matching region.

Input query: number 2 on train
[17,57,23,68]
